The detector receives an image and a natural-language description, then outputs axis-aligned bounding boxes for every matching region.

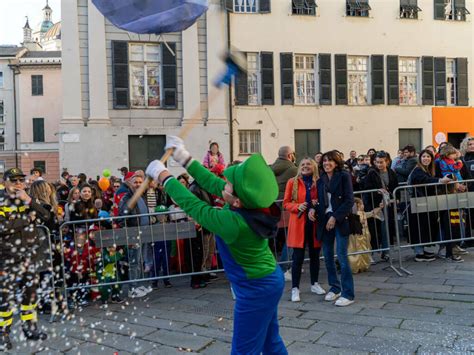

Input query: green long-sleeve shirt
[164,160,276,280]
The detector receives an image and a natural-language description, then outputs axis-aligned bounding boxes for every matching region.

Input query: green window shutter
[225,0,234,12]
[235,52,248,106]
[456,57,468,106]
[32,75,43,96]
[112,41,130,109]
[434,57,446,106]
[371,55,384,105]
[33,118,45,143]
[259,0,271,13]
[422,56,434,105]
[387,55,399,105]
[261,52,274,105]
[335,54,347,105]
[434,0,445,19]
[280,53,294,105]
[319,54,332,105]
[162,43,177,109]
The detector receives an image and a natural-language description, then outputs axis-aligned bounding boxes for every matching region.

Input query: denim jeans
[279,242,293,272]
[322,227,355,300]
[127,247,144,288]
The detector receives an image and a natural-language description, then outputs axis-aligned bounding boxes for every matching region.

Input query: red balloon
[98,177,110,191]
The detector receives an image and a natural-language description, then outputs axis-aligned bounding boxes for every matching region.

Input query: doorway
[447,133,468,149]
[128,135,166,171]
[294,130,321,162]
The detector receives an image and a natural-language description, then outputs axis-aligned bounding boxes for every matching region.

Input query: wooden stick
[127,91,220,210]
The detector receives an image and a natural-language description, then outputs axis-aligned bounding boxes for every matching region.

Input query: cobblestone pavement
[5,249,474,354]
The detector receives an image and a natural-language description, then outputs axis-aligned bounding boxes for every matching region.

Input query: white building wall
[229,0,474,159]
[60,0,229,177]
[0,61,16,152]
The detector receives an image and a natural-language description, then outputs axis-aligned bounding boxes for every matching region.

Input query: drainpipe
[226,11,234,162]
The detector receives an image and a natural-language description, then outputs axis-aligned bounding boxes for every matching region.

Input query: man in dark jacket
[0,168,50,350]
[395,145,418,183]
[271,146,298,200]
[118,174,152,298]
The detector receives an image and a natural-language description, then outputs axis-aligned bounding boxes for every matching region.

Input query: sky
[0,0,61,46]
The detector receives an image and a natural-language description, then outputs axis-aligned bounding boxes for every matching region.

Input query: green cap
[223,154,278,209]
[155,205,168,213]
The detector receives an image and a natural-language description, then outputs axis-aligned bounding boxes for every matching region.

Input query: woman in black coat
[309,151,355,307]
[362,151,398,261]
[408,150,451,261]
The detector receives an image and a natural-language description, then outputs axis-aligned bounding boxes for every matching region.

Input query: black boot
[0,332,12,351]
[22,321,47,341]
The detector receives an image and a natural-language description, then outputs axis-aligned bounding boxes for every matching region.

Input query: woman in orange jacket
[283,158,326,302]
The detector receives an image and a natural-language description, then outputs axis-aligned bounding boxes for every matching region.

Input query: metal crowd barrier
[57,210,226,310]
[35,225,59,323]
[271,188,403,277]
[50,181,474,314]
[393,178,474,275]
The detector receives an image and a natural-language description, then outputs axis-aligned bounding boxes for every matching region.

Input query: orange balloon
[98,177,110,191]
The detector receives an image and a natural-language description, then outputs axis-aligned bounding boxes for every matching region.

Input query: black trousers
[291,229,321,289]
[185,230,204,286]
[1,261,39,332]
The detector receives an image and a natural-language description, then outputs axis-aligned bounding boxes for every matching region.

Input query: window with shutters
[346,0,371,17]
[247,53,261,105]
[399,58,419,105]
[33,118,45,143]
[239,130,261,155]
[443,0,470,20]
[34,161,46,174]
[292,0,317,15]
[0,72,3,88]
[234,0,259,13]
[129,43,161,108]
[294,55,316,105]
[31,75,43,96]
[400,0,421,19]
[0,100,4,123]
[347,56,368,105]
[446,59,457,106]
[0,129,4,151]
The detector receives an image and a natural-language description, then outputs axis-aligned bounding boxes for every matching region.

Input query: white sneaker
[324,291,341,302]
[291,287,301,302]
[137,286,152,294]
[334,297,354,307]
[284,270,292,282]
[311,282,326,295]
[128,288,147,298]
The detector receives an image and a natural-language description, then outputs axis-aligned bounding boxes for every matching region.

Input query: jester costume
[159,154,287,355]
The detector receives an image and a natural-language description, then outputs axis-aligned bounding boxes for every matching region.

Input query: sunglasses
[113,185,120,188]
[9,178,25,183]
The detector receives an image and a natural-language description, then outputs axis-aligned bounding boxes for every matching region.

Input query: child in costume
[146,136,287,355]
[97,246,125,305]
[439,146,463,181]
[348,198,382,273]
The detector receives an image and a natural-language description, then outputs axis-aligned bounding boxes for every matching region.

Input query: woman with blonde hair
[29,180,60,230]
[64,187,80,222]
[283,157,325,302]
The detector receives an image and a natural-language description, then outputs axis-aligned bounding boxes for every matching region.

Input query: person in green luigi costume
[145,136,287,355]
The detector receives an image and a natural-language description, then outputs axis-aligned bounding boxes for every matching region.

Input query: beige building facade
[226,0,474,160]
[17,51,62,180]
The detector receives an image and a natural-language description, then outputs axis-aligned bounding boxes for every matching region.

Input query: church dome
[43,21,61,40]
[40,20,54,33]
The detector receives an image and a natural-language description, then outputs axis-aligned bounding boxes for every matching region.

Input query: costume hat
[223,154,278,209]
